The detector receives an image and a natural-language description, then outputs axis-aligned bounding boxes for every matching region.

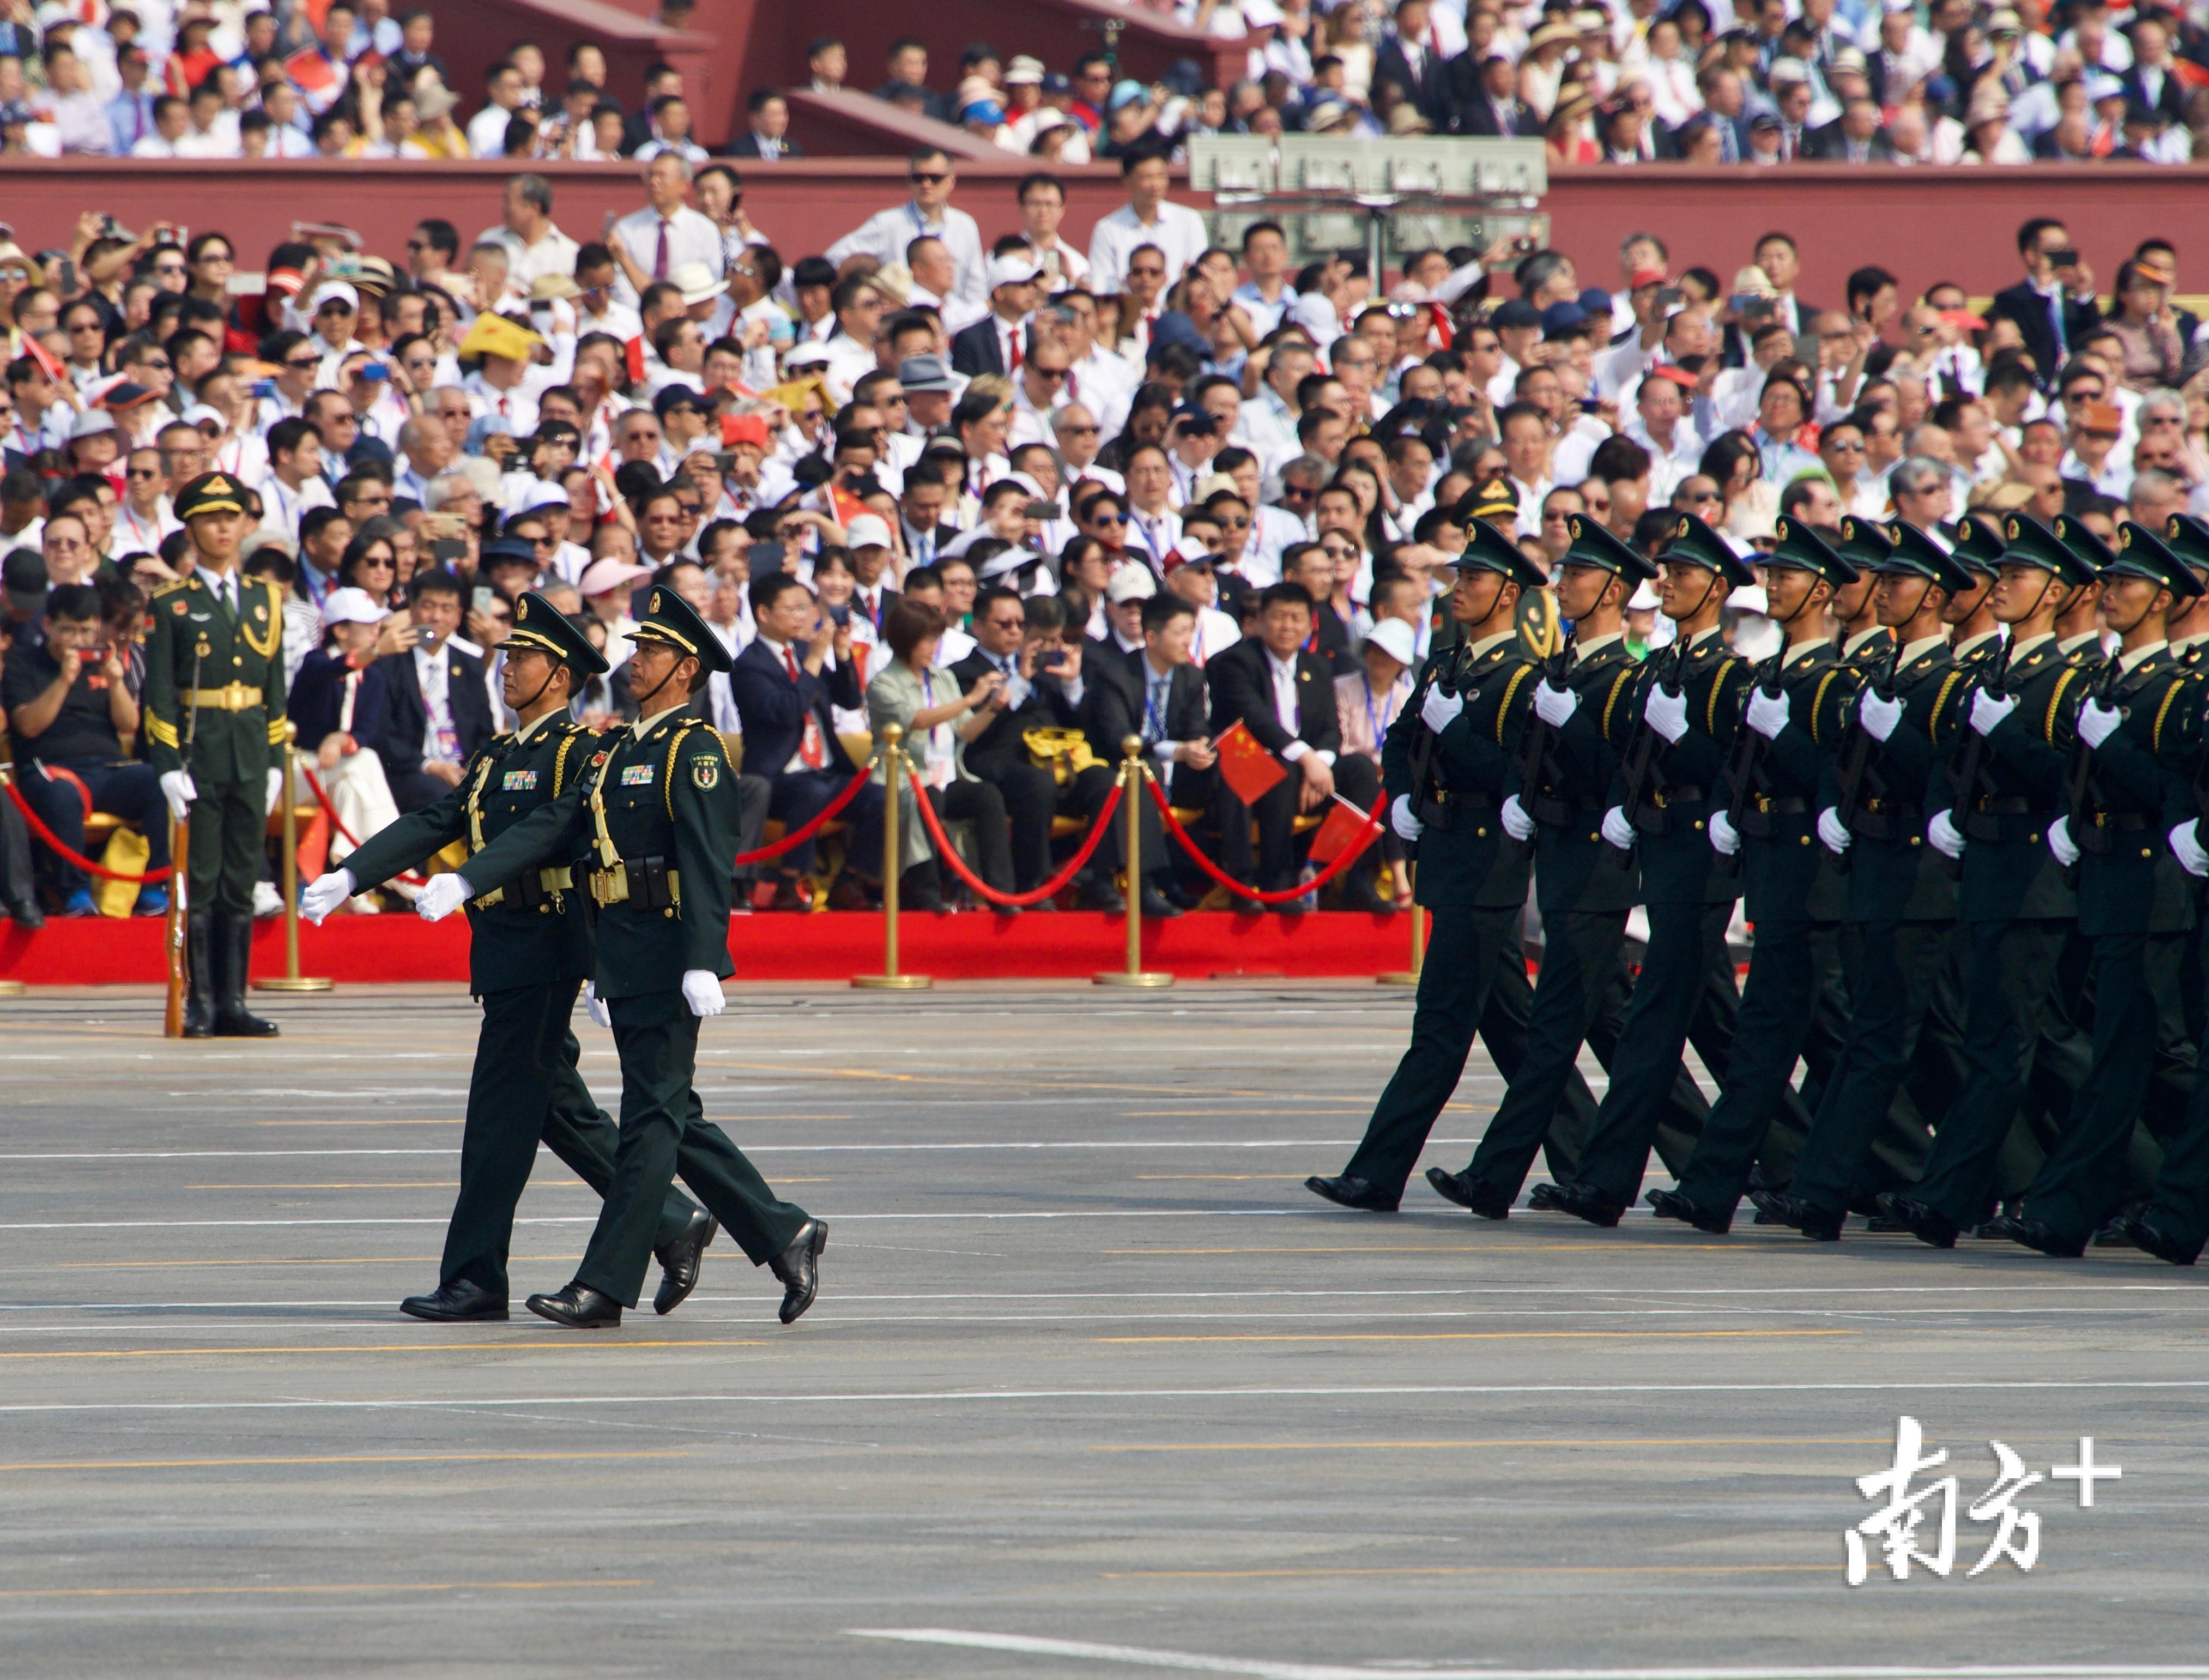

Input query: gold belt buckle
[590,868,628,905]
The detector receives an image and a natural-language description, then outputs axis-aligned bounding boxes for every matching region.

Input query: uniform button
[1799,835,1809,845]
[1693,820,1704,831]
[1476,827,1487,838]
[2144,848,2153,857]
[2030,833,2039,843]
[1909,837,1920,846]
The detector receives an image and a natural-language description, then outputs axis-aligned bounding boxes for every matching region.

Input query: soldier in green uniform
[1990,521,2200,1258]
[420,587,824,1327]
[1306,523,1571,1212]
[1941,517,2007,670]
[1534,512,1760,1226]
[1883,514,2100,1248]
[1644,517,1857,1231]
[1754,524,1972,1240]
[1426,513,1710,1217]
[144,472,287,1039]
[299,595,716,1322]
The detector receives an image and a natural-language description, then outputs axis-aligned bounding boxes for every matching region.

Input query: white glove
[682,969,725,1018]
[1420,685,1463,733]
[1927,809,1964,860]
[1745,686,1792,740]
[1708,807,1740,856]
[582,980,612,1028]
[1818,807,1852,854]
[1390,794,1424,841]
[159,769,197,823]
[300,868,355,924]
[1533,680,1579,727]
[1644,682,1690,742]
[265,765,285,815]
[1600,805,1635,851]
[2048,815,2079,868]
[414,872,473,921]
[1500,793,1535,841]
[1859,690,1904,742]
[1969,688,2018,737]
[2171,818,2208,879]
[2078,699,2122,750]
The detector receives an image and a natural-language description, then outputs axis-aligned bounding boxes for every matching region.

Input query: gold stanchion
[254,721,331,993]
[853,724,930,990]
[1095,736,1172,988]
[1377,862,1424,986]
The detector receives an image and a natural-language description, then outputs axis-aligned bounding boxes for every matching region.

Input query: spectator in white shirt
[1228,221,1299,336]
[606,153,724,309]
[474,174,580,296]
[466,58,530,157]
[827,147,987,317]
[259,418,338,541]
[1015,170,1089,290]
[1086,150,1211,295]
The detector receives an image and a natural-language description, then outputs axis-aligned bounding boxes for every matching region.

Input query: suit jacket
[899,521,962,569]
[950,315,1013,378]
[1087,654,1206,770]
[372,642,493,785]
[1205,636,1339,763]
[949,646,1085,776]
[2119,67,2188,126]
[728,636,862,778]
[1372,38,1449,124]
[1454,90,1536,135]
[1988,278,2103,383]
[720,132,808,159]
[1802,119,1894,161]
[287,647,389,756]
[849,583,901,639]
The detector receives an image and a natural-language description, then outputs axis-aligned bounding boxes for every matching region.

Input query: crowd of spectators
[1,128,2206,930]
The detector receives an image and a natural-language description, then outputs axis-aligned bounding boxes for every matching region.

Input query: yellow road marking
[1096,1330,1857,1345]
[2,1450,691,1471]
[1100,1564,1831,1580]
[1134,1175,1311,1182]
[59,1255,577,1268]
[183,1179,828,1190]
[0,1580,647,1600]
[0,1340,767,1359]
[1105,1244,1754,1254]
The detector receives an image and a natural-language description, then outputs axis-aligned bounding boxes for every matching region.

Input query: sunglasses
[1062,423,1100,436]
[1030,368,1067,383]
[286,355,320,368]
[1090,511,1125,525]
[1824,438,1866,452]
[1683,490,1720,503]
[1218,515,1251,529]
[1278,484,1317,501]
[909,171,949,185]
[126,466,162,479]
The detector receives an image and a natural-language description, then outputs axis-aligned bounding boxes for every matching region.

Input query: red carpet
[0,910,1425,986]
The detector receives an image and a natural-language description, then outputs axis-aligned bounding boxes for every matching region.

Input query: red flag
[1214,720,1288,806]
[19,330,65,386]
[1307,792,1380,864]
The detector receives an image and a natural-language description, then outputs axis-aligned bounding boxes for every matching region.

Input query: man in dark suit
[1205,580,1386,912]
[949,255,1043,379]
[727,572,884,910]
[1448,52,1535,135]
[1373,0,1451,127]
[953,586,1116,904]
[1084,591,1213,915]
[1802,99,1895,160]
[719,89,807,159]
[2119,17,2188,128]
[1988,216,2105,383]
[374,570,495,813]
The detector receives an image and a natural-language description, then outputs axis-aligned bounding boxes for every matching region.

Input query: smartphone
[358,363,389,382]
[713,451,737,472]
[471,586,496,615]
[250,378,277,400]
[2049,249,2081,268]
[1732,294,1775,316]
[826,602,850,626]
[1655,286,1684,310]
[431,539,468,564]
[1039,649,1068,671]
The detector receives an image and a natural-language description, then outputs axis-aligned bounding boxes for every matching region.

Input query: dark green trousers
[1462,907,1709,1200]
[1790,918,1954,1221]
[2025,932,2174,1244]
[581,988,810,1306]
[442,980,701,1295]
[1673,915,1822,1220]
[185,779,262,916]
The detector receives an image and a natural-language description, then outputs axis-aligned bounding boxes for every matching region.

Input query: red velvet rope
[300,763,427,887]
[2,775,173,884]
[1147,778,1387,904]
[908,766,1124,907]
[729,760,877,866]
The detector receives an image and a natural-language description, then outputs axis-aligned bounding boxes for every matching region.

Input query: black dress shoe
[1426,1166,1511,1220]
[1879,1193,1958,1250]
[1751,1188,1840,1240]
[1158,879,1199,911]
[2093,1200,2147,1247]
[1992,1214,2086,1259]
[1304,1173,1399,1213]
[1079,877,1127,914]
[1647,1187,1731,1235]
[1340,877,1395,914]
[1138,884,1182,918]
[1542,1180,1625,1228]
[526,1281,623,1327]
[7,897,42,930]
[399,1279,508,1322]
[2125,1214,2203,1267]
[652,1208,718,1315]
[1527,1181,1568,1212]
[768,1220,826,1324]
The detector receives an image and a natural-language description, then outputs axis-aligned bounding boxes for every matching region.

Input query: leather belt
[1652,785,1708,807]
[186,684,264,710]
[1849,805,1922,841]
[471,866,573,912]
[1529,794,1607,826]
[1972,796,2031,815]
[589,860,682,909]
[1753,795,1808,815]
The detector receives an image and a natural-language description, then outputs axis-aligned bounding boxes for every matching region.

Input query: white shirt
[257,472,335,541]
[475,221,582,294]
[1085,200,1211,296]
[413,640,462,765]
[825,201,987,316]
[467,101,524,157]
[1124,507,1182,575]
[1267,647,1330,765]
[609,204,724,307]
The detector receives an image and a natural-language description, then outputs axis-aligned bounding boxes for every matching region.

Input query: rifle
[1940,637,2014,879]
[1612,637,1686,868]
[163,639,203,1039]
[1718,649,1784,878]
[1403,642,1466,859]
[1512,641,1573,856]
[1830,636,1903,877]
[2061,655,2122,890]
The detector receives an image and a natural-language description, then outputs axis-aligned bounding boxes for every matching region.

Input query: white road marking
[0,1139,1467,1162]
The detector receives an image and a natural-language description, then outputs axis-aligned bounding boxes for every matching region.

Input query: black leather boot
[211,913,279,1037]
[183,908,216,1038]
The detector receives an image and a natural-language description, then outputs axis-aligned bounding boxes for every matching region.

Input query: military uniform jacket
[1813,638,1964,923]
[341,716,599,995]
[2059,646,2195,939]
[1524,636,1639,916]
[1604,629,1750,909]
[1733,643,1842,925]
[1948,636,2088,924]
[142,572,289,783]
[459,708,740,1000]
[1384,636,1538,909]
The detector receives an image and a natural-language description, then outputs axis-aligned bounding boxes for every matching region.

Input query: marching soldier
[1942,516,2006,669]
[1308,522,1591,1212]
[419,586,825,1327]
[1647,517,1857,1231]
[1533,512,1762,1226]
[143,472,286,1039]
[1755,523,1972,1240]
[1989,521,2200,1258]
[1426,513,1710,1217]
[299,595,717,1322]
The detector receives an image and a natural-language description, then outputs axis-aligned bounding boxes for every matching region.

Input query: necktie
[653,217,671,280]
[1007,328,1021,372]
[786,648,826,768]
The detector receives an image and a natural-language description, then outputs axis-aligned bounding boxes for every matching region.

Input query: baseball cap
[578,557,651,596]
[320,586,386,629]
[846,513,893,549]
[3,547,47,614]
[1364,618,1417,667]
[1105,566,1157,603]
[308,280,359,313]
[1005,54,1045,85]
[987,252,1044,292]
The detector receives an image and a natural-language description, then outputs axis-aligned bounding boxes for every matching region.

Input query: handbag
[1023,726,1100,786]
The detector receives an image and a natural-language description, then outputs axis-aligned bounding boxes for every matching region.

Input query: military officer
[299,595,717,1322]
[1648,517,1857,1231]
[1941,516,2006,668]
[1534,512,1762,1226]
[1427,513,1709,1218]
[1991,521,2200,1257]
[143,472,287,1038]
[1308,522,1579,1212]
[419,587,825,1327]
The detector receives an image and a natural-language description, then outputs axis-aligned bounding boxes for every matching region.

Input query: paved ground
[2,980,2205,1679]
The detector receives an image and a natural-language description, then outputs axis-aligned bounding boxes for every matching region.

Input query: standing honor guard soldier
[144,472,287,1038]
[299,594,718,1323]
[417,585,826,1328]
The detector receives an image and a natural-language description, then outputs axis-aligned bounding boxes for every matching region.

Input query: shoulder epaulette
[151,577,191,598]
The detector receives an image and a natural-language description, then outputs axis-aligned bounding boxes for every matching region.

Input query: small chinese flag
[20,331,65,386]
[1214,720,1288,806]
[1308,792,1380,864]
